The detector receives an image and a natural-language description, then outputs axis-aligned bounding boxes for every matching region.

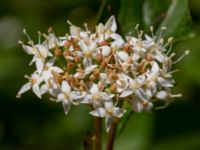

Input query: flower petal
[105,116,113,132]
[105,15,117,32]
[119,89,133,98]
[90,84,99,95]
[89,108,106,118]
[117,51,129,61]
[61,81,71,93]
[36,59,44,74]
[16,82,31,98]
[62,100,71,115]
[113,108,126,118]
[32,84,41,98]
[157,77,174,88]
[156,91,168,100]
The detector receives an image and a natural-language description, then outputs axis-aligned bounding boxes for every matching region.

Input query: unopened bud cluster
[17,16,189,132]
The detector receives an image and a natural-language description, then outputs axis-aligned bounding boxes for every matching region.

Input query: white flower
[129,97,153,112]
[74,65,97,79]
[120,75,150,101]
[40,58,63,79]
[17,72,43,98]
[89,100,126,132]
[116,73,130,93]
[81,84,114,107]
[79,40,97,67]
[57,81,85,115]
[22,42,51,66]
[96,15,117,35]
[40,78,61,97]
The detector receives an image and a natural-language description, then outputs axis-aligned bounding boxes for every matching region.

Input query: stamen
[163,37,173,49]
[173,50,190,64]
[23,28,33,43]
[37,31,42,44]
[168,69,179,74]
[170,52,176,58]
[18,40,24,45]
[150,26,154,37]
[67,20,73,26]
[157,26,167,42]
[84,23,90,33]
[170,93,182,98]
[155,101,170,110]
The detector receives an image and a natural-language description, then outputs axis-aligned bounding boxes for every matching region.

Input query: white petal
[105,116,113,132]
[51,66,63,73]
[157,77,173,88]
[117,51,129,61]
[105,15,117,32]
[32,84,41,98]
[83,58,92,68]
[81,95,91,104]
[17,82,31,97]
[156,91,168,100]
[62,100,71,115]
[151,62,159,74]
[97,23,105,34]
[57,93,65,102]
[144,102,153,111]
[40,84,48,95]
[113,108,126,118]
[37,44,48,58]
[89,108,106,118]
[104,100,113,108]
[100,93,114,101]
[61,81,71,93]
[100,46,111,56]
[70,25,80,37]
[135,89,149,101]
[22,45,34,55]
[119,89,133,98]
[85,65,97,75]
[145,34,153,41]
[46,58,55,67]
[131,100,144,112]
[71,91,85,100]
[36,59,44,74]
[90,84,99,95]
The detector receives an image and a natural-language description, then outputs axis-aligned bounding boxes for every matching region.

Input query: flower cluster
[17,16,189,132]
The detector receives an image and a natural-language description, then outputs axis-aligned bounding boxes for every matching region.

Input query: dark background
[0,0,200,149]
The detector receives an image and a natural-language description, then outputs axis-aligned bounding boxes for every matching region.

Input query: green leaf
[118,0,144,35]
[117,108,133,136]
[156,0,192,38]
[115,113,154,150]
[142,0,171,29]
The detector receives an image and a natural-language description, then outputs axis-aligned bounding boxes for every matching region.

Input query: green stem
[106,100,124,150]
[94,117,102,150]
[106,120,117,150]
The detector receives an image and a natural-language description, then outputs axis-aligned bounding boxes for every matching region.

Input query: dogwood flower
[17,15,189,132]
[90,100,126,132]
[57,81,85,114]
[17,72,43,98]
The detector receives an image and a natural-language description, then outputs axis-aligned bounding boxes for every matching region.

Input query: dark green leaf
[142,0,171,29]
[115,113,154,150]
[118,0,144,35]
[156,0,192,38]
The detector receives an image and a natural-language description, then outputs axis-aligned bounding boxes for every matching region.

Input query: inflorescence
[17,16,189,132]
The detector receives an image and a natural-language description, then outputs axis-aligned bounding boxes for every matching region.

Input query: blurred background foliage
[0,0,200,149]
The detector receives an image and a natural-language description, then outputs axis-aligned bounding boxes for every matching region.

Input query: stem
[94,117,102,150]
[106,119,118,150]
